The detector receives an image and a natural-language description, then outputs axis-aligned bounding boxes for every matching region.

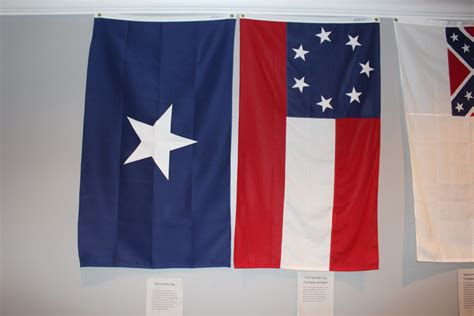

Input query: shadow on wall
[79,266,297,287]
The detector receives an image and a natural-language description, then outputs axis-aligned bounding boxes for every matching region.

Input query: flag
[78,17,235,268]
[395,20,473,262]
[234,18,381,271]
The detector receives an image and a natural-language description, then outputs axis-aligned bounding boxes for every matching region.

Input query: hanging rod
[1,6,473,20]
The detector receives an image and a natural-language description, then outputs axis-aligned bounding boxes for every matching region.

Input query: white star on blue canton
[125,105,197,180]
[346,35,362,51]
[346,87,362,103]
[360,60,374,78]
[292,77,310,93]
[316,95,333,112]
[292,44,309,61]
[316,27,332,44]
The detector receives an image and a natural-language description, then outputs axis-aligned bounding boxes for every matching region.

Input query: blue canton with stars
[287,22,380,119]
[446,27,474,117]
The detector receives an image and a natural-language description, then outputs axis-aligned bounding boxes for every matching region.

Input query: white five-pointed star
[450,33,459,42]
[292,77,310,93]
[125,105,197,180]
[465,91,473,101]
[360,60,374,77]
[293,44,309,61]
[317,95,333,112]
[346,35,362,51]
[462,43,470,53]
[346,87,362,103]
[316,27,332,44]
[455,102,464,112]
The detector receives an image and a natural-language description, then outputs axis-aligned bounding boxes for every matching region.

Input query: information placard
[458,269,474,316]
[146,278,183,316]
[297,271,334,316]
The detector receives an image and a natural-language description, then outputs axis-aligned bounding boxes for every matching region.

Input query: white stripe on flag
[280,117,335,270]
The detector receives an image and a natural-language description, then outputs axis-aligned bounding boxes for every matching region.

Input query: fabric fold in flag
[78,17,235,268]
[234,18,381,271]
[395,20,473,262]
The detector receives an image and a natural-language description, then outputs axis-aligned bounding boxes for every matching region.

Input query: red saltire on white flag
[395,19,474,262]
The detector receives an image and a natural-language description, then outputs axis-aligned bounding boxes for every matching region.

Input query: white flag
[395,19,473,262]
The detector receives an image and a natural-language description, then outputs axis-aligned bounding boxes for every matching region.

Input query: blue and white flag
[78,16,235,268]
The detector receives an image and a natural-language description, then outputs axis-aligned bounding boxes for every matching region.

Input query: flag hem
[416,258,474,263]
[394,17,474,27]
[95,13,236,22]
[241,14,379,24]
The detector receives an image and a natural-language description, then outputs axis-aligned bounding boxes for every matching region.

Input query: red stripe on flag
[234,19,287,268]
[330,118,380,271]
[447,49,470,95]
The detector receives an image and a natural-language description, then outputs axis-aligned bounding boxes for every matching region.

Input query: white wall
[1,14,474,316]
